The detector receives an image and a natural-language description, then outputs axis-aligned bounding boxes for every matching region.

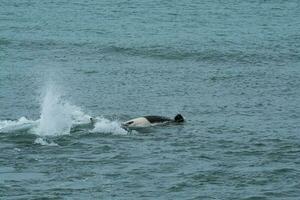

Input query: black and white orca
[122,114,184,129]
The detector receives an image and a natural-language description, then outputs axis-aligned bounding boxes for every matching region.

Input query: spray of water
[90,117,127,135]
[0,84,128,145]
[35,85,73,136]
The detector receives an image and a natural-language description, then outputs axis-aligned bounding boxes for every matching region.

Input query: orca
[122,114,184,129]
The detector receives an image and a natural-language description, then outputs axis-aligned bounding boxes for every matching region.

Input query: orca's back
[144,116,172,123]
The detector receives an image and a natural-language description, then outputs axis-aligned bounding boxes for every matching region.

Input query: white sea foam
[71,109,92,125]
[34,137,58,146]
[90,117,127,135]
[0,117,37,133]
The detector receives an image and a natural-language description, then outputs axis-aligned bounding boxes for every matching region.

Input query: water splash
[0,117,37,133]
[0,84,127,141]
[35,85,74,136]
[90,117,127,135]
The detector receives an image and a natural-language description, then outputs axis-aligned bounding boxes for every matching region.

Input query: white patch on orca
[123,117,151,128]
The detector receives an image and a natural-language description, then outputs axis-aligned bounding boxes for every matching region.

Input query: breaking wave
[34,137,59,146]
[0,117,37,133]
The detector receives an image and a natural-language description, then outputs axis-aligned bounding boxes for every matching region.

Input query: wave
[0,38,11,46]
[0,117,37,133]
[8,38,300,63]
[34,137,58,146]
[106,45,300,64]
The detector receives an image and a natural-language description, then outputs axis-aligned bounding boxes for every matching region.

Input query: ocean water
[1,0,300,199]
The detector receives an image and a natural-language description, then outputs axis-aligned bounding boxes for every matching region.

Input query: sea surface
[1,0,300,199]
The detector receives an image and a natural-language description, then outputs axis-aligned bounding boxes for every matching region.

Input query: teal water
[1,0,300,199]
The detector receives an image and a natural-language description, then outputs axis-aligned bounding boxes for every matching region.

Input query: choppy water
[1,0,300,199]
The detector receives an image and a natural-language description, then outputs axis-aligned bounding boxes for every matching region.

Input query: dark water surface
[1,0,300,199]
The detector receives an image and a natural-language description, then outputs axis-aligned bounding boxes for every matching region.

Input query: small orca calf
[122,114,184,129]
